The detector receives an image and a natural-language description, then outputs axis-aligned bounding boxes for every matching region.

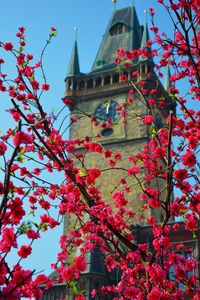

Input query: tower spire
[140,20,150,51]
[66,27,80,77]
[139,15,152,62]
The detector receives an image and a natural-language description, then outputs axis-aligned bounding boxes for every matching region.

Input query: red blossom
[0,142,7,155]
[87,168,101,184]
[42,83,50,91]
[3,42,13,51]
[182,151,196,168]
[73,255,87,273]
[143,115,154,125]
[63,98,72,105]
[18,245,32,258]
[0,228,17,252]
[147,288,161,300]
[61,266,74,281]
[128,166,141,175]
[13,131,33,146]
[30,79,40,91]
[174,168,188,181]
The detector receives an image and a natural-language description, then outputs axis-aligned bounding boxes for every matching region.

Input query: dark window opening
[142,64,146,74]
[73,80,77,90]
[104,75,111,85]
[67,80,72,90]
[110,22,129,36]
[87,79,93,89]
[113,73,119,83]
[101,127,113,137]
[95,77,102,87]
[147,65,151,73]
[79,80,85,90]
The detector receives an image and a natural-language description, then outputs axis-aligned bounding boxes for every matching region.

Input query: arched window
[79,80,85,90]
[113,73,119,83]
[73,80,77,90]
[95,77,102,87]
[104,75,111,85]
[110,22,129,36]
[87,79,93,89]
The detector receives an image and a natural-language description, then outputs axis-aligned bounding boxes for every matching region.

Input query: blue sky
[0,0,169,276]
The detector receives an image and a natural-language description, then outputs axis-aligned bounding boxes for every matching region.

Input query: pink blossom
[147,288,161,300]
[13,131,33,146]
[143,115,154,125]
[0,142,7,155]
[3,42,13,51]
[182,151,196,168]
[17,245,32,258]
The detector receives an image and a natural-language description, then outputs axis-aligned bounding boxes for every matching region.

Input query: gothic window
[95,77,102,87]
[79,80,85,90]
[73,79,77,90]
[110,22,129,36]
[87,79,93,89]
[142,64,146,74]
[113,73,119,83]
[104,75,111,85]
[67,79,72,90]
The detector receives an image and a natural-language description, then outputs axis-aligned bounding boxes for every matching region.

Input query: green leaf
[79,167,87,177]
[17,155,25,163]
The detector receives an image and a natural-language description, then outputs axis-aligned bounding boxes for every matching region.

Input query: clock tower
[40,4,176,300]
[64,4,175,230]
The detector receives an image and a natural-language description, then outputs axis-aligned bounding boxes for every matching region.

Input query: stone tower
[40,4,176,300]
[64,4,175,230]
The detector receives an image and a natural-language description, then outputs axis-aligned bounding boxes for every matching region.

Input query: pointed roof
[165,65,171,91]
[139,21,152,62]
[91,5,143,72]
[67,40,80,77]
[140,22,150,50]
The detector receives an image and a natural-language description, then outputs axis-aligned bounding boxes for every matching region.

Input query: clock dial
[95,100,120,124]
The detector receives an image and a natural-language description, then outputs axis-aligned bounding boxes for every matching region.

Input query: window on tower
[110,22,129,36]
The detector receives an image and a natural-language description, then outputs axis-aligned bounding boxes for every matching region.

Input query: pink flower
[120,74,128,82]
[0,228,17,252]
[87,168,101,184]
[174,266,186,280]
[62,266,74,281]
[3,42,13,51]
[30,79,40,91]
[0,142,7,155]
[128,167,141,175]
[73,255,87,273]
[42,83,50,91]
[63,98,71,105]
[174,168,188,181]
[17,245,32,258]
[75,295,85,300]
[185,217,197,231]
[143,115,154,125]
[26,230,40,239]
[26,54,33,60]
[91,289,97,298]
[147,288,161,300]
[182,151,196,168]
[13,131,33,146]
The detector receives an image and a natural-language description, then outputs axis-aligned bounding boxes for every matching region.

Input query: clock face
[95,100,120,124]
